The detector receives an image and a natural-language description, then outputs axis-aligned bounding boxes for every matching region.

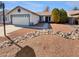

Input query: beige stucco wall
[6,7,39,25]
[30,14,39,24]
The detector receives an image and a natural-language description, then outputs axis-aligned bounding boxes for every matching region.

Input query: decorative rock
[0,43,4,48]
[17,36,22,39]
[34,31,40,37]
[13,38,18,41]
[0,28,79,49]
[0,41,12,48]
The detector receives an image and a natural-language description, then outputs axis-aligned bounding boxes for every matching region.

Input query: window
[18,8,21,12]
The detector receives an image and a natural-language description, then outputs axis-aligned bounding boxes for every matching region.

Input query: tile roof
[67,10,79,15]
[36,11,51,16]
[67,10,79,17]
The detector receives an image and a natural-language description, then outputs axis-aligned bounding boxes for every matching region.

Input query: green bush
[51,8,68,23]
[60,8,68,23]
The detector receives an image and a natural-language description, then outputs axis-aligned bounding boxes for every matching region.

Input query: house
[0,9,9,24]
[7,6,40,26]
[0,6,39,26]
[67,10,79,24]
[0,6,79,26]
[36,6,51,23]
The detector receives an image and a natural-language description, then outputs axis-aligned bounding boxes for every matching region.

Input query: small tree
[60,8,68,23]
[51,8,60,23]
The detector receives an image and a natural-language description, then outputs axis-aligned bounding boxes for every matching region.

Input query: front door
[45,16,50,23]
[45,16,49,23]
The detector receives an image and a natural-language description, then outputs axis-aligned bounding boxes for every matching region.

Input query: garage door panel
[12,14,30,25]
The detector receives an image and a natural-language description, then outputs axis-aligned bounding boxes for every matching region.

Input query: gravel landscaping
[0,28,79,49]
[0,33,79,56]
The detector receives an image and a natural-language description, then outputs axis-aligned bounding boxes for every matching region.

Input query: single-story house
[0,10,9,24]
[67,10,79,24]
[0,6,39,26]
[0,6,79,26]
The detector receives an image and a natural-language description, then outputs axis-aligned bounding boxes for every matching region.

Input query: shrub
[51,8,68,23]
[60,8,68,23]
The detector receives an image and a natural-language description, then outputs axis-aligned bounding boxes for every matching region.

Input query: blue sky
[3,1,79,12]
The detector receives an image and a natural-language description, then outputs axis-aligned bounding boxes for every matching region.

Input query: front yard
[0,23,79,57]
[0,33,79,57]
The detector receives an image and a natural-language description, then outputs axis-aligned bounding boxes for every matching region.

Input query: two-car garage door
[11,14,30,25]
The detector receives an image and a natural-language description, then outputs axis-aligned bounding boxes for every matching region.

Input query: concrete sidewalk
[26,23,49,29]
[0,23,49,37]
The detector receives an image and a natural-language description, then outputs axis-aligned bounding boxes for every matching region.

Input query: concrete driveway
[0,25,23,36]
[0,23,49,37]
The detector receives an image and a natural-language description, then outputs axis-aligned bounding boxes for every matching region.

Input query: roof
[67,10,79,15]
[67,10,79,17]
[6,6,39,16]
[36,11,51,16]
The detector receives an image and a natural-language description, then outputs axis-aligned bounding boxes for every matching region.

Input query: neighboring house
[67,10,79,24]
[0,10,9,24]
[0,6,79,26]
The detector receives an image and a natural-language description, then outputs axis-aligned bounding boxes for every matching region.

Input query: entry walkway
[43,23,49,29]
[28,23,49,29]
